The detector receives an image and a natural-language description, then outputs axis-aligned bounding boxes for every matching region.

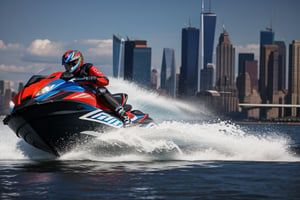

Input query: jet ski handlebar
[60,71,97,82]
[68,76,97,82]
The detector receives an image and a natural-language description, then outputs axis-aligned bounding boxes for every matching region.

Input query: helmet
[62,50,84,73]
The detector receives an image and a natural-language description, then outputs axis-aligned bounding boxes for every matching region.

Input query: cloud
[0,63,55,74]
[234,44,260,60]
[0,40,24,51]
[22,38,112,64]
[27,39,64,57]
[85,39,112,56]
[0,38,113,78]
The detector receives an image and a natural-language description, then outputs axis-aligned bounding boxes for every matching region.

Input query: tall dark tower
[259,25,275,94]
[124,40,152,88]
[236,53,258,102]
[179,26,199,97]
[238,53,254,75]
[275,41,286,90]
[199,0,216,91]
[287,40,300,117]
[260,31,274,46]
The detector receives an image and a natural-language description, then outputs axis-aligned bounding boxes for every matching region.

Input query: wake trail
[0,78,299,162]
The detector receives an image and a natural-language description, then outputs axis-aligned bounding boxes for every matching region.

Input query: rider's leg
[96,87,131,125]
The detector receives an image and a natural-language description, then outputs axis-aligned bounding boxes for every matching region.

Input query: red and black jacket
[74,63,109,88]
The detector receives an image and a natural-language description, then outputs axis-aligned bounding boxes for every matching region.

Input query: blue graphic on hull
[80,110,123,128]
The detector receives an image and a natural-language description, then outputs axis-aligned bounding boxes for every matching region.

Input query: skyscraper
[215,28,238,113]
[0,80,12,115]
[259,45,279,103]
[244,60,258,91]
[124,40,152,88]
[259,29,275,93]
[161,48,176,98]
[287,40,300,116]
[238,53,254,75]
[113,35,125,78]
[0,80,10,95]
[260,30,275,46]
[259,44,280,119]
[275,41,286,90]
[179,26,199,97]
[216,29,235,90]
[237,53,258,92]
[199,0,216,91]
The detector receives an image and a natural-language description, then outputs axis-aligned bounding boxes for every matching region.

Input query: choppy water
[1,78,300,199]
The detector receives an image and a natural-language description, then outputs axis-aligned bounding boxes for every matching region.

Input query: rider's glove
[61,72,74,81]
[86,76,97,82]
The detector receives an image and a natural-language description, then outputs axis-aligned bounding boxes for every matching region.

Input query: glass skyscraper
[124,40,151,88]
[260,31,275,46]
[275,41,286,90]
[202,13,216,70]
[199,2,216,91]
[113,35,125,78]
[179,27,199,97]
[132,48,151,88]
[259,29,275,97]
[161,48,176,98]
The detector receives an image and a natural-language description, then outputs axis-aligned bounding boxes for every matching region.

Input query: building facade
[0,80,12,115]
[113,35,125,78]
[238,53,254,75]
[179,27,199,97]
[215,29,238,114]
[287,40,300,117]
[160,48,176,97]
[274,41,287,90]
[260,30,275,46]
[199,1,216,91]
[124,40,152,88]
[259,45,279,103]
[216,29,235,91]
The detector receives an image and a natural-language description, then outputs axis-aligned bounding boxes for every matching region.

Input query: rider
[61,50,131,126]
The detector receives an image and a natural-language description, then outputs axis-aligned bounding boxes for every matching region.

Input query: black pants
[96,87,120,111]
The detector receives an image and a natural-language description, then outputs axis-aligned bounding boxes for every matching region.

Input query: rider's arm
[88,65,109,86]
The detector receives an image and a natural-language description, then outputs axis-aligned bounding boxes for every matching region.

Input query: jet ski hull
[4,101,125,156]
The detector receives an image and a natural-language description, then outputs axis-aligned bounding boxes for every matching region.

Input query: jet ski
[3,72,155,156]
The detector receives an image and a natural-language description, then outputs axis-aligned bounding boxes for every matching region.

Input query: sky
[1,0,300,89]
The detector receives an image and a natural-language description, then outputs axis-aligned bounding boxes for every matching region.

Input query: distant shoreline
[234,120,300,125]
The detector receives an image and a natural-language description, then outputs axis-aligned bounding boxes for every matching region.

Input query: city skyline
[0,0,300,89]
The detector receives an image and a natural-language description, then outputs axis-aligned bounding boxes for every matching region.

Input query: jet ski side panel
[5,101,118,155]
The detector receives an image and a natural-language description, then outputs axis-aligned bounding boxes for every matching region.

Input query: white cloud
[24,38,112,60]
[0,40,24,50]
[86,39,112,56]
[0,38,113,78]
[27,39,64,57]
[0,63,52,73]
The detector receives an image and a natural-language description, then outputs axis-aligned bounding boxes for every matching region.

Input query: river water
[0,79,299,199]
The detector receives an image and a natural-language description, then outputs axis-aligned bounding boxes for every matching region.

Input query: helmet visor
[64,60,78,72]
